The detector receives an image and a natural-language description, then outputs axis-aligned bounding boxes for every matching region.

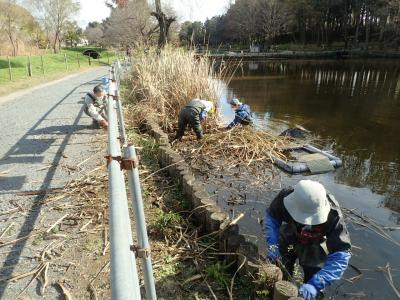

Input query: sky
[77,0,231,28]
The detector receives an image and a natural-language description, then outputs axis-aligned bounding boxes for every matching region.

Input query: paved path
[0,67,108,298]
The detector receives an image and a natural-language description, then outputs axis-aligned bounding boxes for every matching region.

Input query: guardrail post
[124,145,157,300]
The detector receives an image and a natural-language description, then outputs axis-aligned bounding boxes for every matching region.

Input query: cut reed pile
[128,47,232,131]
[175,127,293,167]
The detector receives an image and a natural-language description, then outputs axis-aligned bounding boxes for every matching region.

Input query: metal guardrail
[106,60,157,300]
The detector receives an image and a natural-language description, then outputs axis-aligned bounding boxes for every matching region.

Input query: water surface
[218,59,400,299]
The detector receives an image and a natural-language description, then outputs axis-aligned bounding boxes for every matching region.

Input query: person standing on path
[264,180,352,300]
[175,98,215,140]
[84,85,108,129]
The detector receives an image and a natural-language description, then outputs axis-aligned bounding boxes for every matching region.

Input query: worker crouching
[264,180,351,300]
[175,99,215,140]
[226,98,253,129]
[84,85,108,129]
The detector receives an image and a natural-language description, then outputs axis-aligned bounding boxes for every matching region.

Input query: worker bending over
[226,98,253,129]
[84,85,108,129]
[175,99,215,140]
[265,180,351,300]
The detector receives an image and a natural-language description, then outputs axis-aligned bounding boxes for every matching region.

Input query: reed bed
[127,47,293,167]
[128,47,231,131]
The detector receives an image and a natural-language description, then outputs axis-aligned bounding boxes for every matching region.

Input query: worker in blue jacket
[226,98,253,129]
[264,180,351,300]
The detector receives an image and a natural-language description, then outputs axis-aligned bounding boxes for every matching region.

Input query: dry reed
[174,126,295,168]
[128,47,232,131]
[127,47,294,167]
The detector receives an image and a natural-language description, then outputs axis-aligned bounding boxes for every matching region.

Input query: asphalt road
[0,67,108,298]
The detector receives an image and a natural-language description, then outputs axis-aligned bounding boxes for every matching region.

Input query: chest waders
[176,101,206,140]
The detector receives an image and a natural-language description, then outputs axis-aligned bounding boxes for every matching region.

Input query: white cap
[283,180,330,225]
[198,99,214,113]
[229,98,242,106]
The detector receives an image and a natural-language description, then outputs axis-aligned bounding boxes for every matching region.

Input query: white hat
[229,98,242,106]
[283,180,330,225]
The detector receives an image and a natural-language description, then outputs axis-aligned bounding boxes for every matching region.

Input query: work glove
[267,245,281,263]
[99,119,108,129]
[199,111,208,121]
[299,283,317,300]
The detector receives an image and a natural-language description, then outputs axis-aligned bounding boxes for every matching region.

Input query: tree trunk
[343,1,349,49]
[8,36,16,57]
[152,0,175,49]
[158,15,167,48]
[365,10,371,50]
[300,19,306,45]
[53,31,59,54]
[354,9,361,48]
[7,18,16,56]
[378,15,387,50]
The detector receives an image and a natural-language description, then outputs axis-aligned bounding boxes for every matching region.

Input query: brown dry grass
[125,47,296,169]
[127,47,232,131]
[174,126,294,168]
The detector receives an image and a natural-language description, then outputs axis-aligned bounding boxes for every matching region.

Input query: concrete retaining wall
[146,119,263,275]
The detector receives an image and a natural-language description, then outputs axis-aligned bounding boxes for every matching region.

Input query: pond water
[218,59,400,299]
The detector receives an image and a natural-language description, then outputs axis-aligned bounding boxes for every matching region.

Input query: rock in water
[280,127,307,138]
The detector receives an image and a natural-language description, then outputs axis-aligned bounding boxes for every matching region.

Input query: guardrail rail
[105,60,157,300]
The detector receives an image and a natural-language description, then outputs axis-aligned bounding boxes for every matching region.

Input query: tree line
[180,0,400,50]
[0,0,82,56]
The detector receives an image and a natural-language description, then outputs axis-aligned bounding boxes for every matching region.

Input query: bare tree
[258,0,288,46]
[224,0,260,44]
[29,0,80,53]
[103,0,157,47]
[0,0,42,56]
[151,0,176,48]
[85,26,104,46]
[0,0,19,56]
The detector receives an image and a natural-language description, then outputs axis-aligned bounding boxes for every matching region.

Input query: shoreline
[197,49,400,60]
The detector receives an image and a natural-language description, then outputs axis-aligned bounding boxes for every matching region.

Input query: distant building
[250,45,260,53]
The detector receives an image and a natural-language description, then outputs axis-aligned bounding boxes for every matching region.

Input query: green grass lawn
[0,47,122,94]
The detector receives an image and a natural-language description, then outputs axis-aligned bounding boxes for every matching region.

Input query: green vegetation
[205,261,232,288]
[0,47,119,95]
[154,211,182,230]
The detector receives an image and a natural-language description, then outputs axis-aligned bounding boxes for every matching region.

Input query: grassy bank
[0,48,118,95]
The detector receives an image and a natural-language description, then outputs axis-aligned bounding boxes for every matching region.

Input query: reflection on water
[218,59,400,299]
[224,59,400,216]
